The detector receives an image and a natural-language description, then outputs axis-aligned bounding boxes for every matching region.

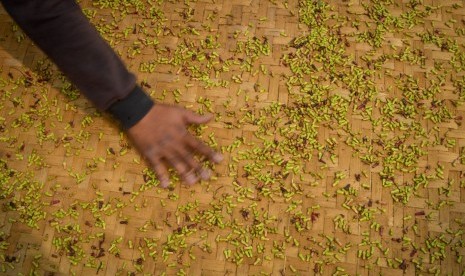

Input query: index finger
[184,134,223,163]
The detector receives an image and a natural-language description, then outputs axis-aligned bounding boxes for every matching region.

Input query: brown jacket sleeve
[1,0,153,129]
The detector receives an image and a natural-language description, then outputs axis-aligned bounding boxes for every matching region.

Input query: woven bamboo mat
[0,0,464,275]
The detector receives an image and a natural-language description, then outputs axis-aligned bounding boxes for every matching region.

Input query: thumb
[184,110,213,125]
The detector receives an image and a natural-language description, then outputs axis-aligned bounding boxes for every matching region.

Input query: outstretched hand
[127,104,223,188]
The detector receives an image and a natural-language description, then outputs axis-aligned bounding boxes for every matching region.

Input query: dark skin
[127,104,223,188]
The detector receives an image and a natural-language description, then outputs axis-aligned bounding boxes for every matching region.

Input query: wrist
[107,85,154,129]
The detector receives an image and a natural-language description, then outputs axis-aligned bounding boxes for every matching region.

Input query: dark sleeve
[0,0,153,129]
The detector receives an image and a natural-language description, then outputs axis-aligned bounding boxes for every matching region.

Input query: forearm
[1,0,153,128]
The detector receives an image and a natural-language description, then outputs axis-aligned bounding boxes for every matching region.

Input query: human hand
[127,104,223,188]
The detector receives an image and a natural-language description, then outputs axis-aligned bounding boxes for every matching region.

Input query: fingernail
[200,169,212,180]
[212,153,223,163]
[160,179,169,188]
[185,174,197,185]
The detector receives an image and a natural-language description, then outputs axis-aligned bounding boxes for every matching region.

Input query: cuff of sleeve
[108,85,154,129]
